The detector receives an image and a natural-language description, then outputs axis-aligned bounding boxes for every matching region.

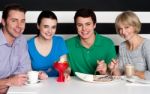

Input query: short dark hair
[74,8,97,24]
[37,10,57,25]
[2,3,26,20]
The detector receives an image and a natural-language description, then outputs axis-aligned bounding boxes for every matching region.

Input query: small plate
[26,80,41,85]
[121,76,139,83]
[121,76,150,84]
[136,79,150,84]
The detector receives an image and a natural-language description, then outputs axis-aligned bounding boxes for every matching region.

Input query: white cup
[27,71,39,84]
[125,64,134,78]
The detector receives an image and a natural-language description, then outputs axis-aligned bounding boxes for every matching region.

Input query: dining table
[7,76,150,94]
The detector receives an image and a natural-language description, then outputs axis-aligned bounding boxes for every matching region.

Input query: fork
[93,70,98,80]
[109,70,113,79]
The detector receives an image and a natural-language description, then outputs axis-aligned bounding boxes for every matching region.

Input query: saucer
[26,80,41,85]
[136,79,150,84]
[121,76,139,83]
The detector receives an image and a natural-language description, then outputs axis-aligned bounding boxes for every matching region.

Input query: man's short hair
[74,8,97,24]
[2,3,26,20]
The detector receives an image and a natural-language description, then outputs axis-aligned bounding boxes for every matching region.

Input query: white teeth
[15,29,21,33]
[45,33,51,36]
[82,32,88,35]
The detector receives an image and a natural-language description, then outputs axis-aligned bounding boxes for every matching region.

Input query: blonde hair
[115,11,141,34]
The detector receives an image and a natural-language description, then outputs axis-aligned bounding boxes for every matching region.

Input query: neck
[2,29,15,45]
[126,35,143,51]
[36,36,52,45]
[80,34,95,48]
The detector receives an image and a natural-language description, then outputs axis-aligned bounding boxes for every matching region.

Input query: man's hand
[96,60,107,75]
[8,74,28,86]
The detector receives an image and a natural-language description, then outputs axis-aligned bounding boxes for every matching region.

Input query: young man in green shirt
[66,8,116,75]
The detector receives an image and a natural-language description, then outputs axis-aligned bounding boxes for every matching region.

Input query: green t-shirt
[66,33,116,75]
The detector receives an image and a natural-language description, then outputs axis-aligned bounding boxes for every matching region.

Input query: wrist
[65,67,71,75]
[5,78,12,86]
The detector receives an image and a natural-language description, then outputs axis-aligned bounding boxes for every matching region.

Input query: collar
[0,29,21,46]
[0,29,7,46]
[75,31,102,48]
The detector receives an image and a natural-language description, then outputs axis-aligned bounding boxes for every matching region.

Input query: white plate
[121,76,150,84]
[75,72,121,84]
[75,72,94,82]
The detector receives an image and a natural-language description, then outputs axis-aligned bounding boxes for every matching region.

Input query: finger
[108,62,113,69]
[64,73,70,81]
[97,60,104,65]
[111,59,117,64]
[40,73,48,80]
[18,74,28,78]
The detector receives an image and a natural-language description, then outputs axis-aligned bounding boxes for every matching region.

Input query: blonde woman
[109,11,150,79]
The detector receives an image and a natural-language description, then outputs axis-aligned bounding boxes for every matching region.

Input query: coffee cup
[27,71,39,84]
[125,64,134,78]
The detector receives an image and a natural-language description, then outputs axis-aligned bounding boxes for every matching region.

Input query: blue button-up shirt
[0,30,31,79]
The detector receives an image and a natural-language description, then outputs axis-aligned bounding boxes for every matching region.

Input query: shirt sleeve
[13,37,32,75]
[143,40,150,80]
[118,43,125,74]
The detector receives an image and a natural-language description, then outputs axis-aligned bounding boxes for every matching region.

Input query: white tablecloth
[7,77,150,94]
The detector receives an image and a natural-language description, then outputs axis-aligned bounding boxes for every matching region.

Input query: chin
[80,35,90,39]
[45,37,52,40]
[81,37,90,40]
[13,34,21,38]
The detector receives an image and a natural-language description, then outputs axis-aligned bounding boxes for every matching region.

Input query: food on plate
[93,75,113,82]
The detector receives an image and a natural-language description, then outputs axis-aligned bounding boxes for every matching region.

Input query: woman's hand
[38,71,48,80]
[64,67,71,81]
[134,70,145,79]
[96,60,107,75]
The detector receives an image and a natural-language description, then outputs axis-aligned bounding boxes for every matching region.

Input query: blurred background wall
[0,0,150,53]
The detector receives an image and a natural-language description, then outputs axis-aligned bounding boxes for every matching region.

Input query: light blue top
[28,36,68,77]
[0,30,31,79]
[119,39,150,80]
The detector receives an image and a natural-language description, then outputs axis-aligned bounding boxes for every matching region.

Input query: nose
[122,29,126,34]
[17,21,24,28]
[119,28,126,35]
[48,28,52,33]
[82,25,86,31]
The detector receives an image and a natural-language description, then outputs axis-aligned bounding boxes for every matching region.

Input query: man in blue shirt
[0,4,31,93]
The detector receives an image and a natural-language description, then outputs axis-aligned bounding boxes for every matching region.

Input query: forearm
[134,71,145,79]
[0,79,10,89]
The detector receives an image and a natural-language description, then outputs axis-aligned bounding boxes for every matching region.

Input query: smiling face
[2,10,25,39]
[117,23,136,41]
[37,18,57,40]
[76,17,96,40]
[115,11,141,41]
